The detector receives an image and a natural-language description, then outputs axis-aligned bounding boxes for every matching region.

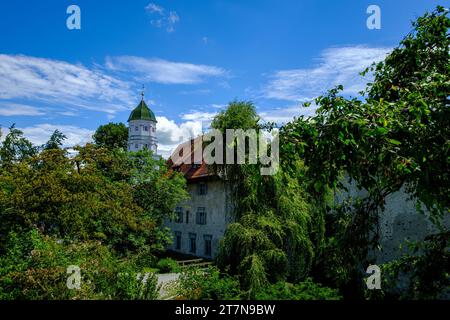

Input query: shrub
[178,266,241,300]
[0,229,160,300]
[115,269,159,300]
[156,258,180,273]
[255,279,342,300]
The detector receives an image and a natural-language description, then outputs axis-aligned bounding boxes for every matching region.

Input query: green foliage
[282,6,449,216]
[0,229,159,300]
[367,231,450,300]
[0,6,447,302]
[43,130,67,150]
[0,144,187,255]
[211,100,260,131]
[0,124,37,167]
[93,122,129,150]
[115,269,159,300]
[280,7,449,298]
[178,266,241,300]
[156,258,181,273]
[0,147,142,253]
[0,120,190,300]
[255,279,342,300]
[211,101,323,298]
[0,120,188,299]
[129,149,189,226]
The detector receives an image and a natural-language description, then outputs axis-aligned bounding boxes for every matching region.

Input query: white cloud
[264,46,391,101]
[18,124,94,147]
[210,104,226,109]
[58,110,78,117]
[0,103,45,116]
[179,89,212,95]
[166,12,180,33]
[156,116,203,158]
[145,3,180,33]
[106,56,227,85]
[0,54,133,114]
[180,111,217,122]
[145,3,164,15]
[259,104,319,125]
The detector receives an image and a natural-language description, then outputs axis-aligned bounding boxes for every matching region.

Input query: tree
[0,130,186,300]
[280,6,449,298]
[0,144,187,256]
[93,122,129,150]
[43,130,67,150]
[129,149,189,227]
[0,124,37,167]
[210,101,323,298]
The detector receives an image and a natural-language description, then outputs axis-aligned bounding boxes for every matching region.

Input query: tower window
[144,126,148,131]
[152,127,156,133]
[135,126,138,131]
[135,144,138,149]
[186,210,189,224]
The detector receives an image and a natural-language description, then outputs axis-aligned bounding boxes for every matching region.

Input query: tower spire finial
[141,84,145,101]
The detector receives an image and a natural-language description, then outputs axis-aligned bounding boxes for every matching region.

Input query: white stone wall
[165,174,449,264]
[128,119,157,153]
[165,179,232,259]
[335,179,449,263]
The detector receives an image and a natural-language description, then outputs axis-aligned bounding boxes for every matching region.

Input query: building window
[189,233,196,254]
[144,126,148,131]
[197,182,207,195]
[186,210,189,224]
[135,143,138,149]
[135,126,138,131]
[204,235,212,257]
[175,207,183,223]
[175,232,182,250]
[152,127,156,133]
[196,207,207,225]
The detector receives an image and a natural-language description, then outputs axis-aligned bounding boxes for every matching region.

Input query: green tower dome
[128,99,157,122]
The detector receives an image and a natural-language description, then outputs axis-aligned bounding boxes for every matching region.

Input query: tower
[127,90,158,153]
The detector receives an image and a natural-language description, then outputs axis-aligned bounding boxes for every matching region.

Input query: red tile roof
[167,137,215,181]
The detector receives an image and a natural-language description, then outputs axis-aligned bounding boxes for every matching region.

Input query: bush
[115,269,159,300]
[156,258,180,273]
[255,279,342,300]
[0,229,160,300]
[178,266,241,300]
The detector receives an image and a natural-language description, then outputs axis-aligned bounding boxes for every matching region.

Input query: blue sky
[0,0,444,156]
